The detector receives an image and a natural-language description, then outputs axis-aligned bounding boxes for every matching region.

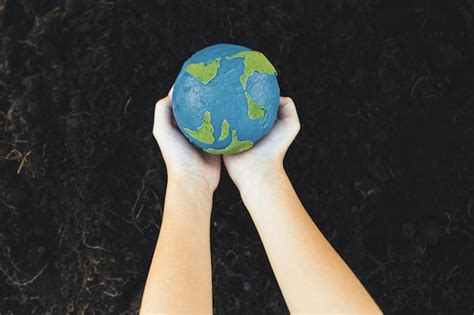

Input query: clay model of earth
[172,43,280,154]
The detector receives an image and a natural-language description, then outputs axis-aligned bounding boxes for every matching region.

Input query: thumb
[153,96,175,141]
[274,97,301,136]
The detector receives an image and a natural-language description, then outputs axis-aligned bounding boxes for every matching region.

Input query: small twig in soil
[9,260,30,277]
[13,139,28,145]
[130,188,141,222]
[82,239,111,252]
[104,290,120,297]
[141,168,160,189]
[123,97,132,118]
[1,200,17,209]
[411,76,425,97]
[0,264,48,287]
[4,148,22,160]
[17,150,32,174]
[81,302,90,315]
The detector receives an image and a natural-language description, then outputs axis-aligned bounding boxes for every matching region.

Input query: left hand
[223,97,300,191]
[152,89,221,192]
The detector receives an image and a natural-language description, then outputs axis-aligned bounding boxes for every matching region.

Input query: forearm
[239,168,381,314]
[140,178,213,314]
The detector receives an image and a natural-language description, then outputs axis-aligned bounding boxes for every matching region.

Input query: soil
[1,0,474,313]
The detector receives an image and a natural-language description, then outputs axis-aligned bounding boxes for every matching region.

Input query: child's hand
[223,97,300,189]
[153,91,221,192]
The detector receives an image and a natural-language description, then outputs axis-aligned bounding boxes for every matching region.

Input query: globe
[172,43,280,154]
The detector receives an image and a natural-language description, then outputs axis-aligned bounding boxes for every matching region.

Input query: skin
[141,90,382,314]
[224,97,382,314]
[141,89,219,314]
[186,58,221,84]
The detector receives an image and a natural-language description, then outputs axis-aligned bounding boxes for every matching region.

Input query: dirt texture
[1,0,474,313]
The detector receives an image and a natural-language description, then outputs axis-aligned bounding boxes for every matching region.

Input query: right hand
[223,96,300,189]
[153,89,221,193]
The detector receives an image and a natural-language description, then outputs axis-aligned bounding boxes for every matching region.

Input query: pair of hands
[152,89,300,194]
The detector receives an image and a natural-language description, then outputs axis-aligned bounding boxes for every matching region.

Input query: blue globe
[172,43,280,154]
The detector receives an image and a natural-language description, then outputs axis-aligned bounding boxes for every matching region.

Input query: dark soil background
[1,0,474,313]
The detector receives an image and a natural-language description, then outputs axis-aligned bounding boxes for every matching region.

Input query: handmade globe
[172,43,280,154]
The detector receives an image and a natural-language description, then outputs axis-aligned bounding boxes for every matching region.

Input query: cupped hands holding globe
[222,96,300,191]
[153,92,299,192]
[152,44,300,193]
[153,88,221,193]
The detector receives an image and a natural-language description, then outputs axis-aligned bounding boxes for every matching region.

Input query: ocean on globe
[172,43,280,154]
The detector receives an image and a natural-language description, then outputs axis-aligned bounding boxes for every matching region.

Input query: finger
[168,85,174,97]
[153,96,174,136]
[278,97,299,123]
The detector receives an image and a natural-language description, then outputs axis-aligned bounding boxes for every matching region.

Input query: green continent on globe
[226,51,277,89]
[186,58,221,84]
[184,111,215,144]
[219,119,230,141]
[205,130,253,154]
[245,92,266,119]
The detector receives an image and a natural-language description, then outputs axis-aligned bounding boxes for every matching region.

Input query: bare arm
[224,97,382,314]
[239,168,381,314]
[140,93,220,314]
[140,179,213,314]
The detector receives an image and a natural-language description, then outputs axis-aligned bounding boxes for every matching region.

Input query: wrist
[167,170,216,195]
[165,176,214,219]
[238,166,294,218]
[235,163,287,198]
